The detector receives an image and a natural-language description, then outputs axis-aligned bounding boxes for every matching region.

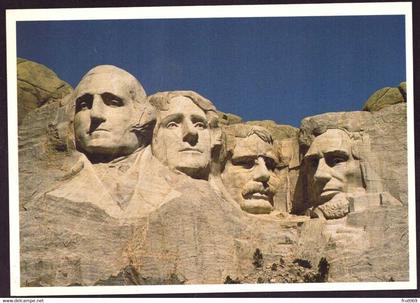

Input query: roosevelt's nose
[182,121,198,146]
[90,94,106,122]
[253,157,270,183]
[313,158,332,183]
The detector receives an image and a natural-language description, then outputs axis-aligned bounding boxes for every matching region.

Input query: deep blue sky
[16,15,406,127]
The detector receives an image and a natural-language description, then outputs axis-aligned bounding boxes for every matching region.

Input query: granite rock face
[362,82,406,112]
[17,58,73,124]
[18,60,410,287]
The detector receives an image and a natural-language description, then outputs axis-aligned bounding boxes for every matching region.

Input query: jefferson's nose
[182,121,198,146]
[314,158,332,183]
[253,157,270,183]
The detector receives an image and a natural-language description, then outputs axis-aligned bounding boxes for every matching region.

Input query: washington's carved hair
[73,65,147,104]
[70,65,155,152]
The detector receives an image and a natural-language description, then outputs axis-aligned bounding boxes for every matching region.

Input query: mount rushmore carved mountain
[17,59,409,286]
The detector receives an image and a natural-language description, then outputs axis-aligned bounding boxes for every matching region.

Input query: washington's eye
[102,93,124,107]
[79,101,88,109]
[166,121,179,129]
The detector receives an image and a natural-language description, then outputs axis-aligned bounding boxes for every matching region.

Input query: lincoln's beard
[311,193,350,220]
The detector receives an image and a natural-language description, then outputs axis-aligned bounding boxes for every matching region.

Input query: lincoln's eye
[326,155,348,167]
[194,122,206,129]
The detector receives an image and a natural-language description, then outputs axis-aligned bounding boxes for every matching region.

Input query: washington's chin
[174,154,210,169]
[240,198,273,214]
[78,138,139,157]
[174,161,210,180]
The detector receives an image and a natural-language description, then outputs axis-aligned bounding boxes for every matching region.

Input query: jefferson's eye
[166,121,179,129]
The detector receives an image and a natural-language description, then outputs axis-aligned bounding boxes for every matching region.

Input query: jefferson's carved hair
[148,90,219,129]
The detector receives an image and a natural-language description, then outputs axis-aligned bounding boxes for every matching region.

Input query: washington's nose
[90,95,106,122]
[313,158,332,183]
[182,121,198,146]
[253,157,270,183]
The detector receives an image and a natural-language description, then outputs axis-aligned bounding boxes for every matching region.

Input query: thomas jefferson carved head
[73,65,153,162]
[221,125,280,214]
[149,91,219,180]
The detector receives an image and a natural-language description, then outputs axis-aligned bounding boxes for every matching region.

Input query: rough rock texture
[362,82,406,112]
[17,60,410,287]
[217,111,243,125]
[17,58,73,124]
[295,204,408,282]
[246,120,298,142]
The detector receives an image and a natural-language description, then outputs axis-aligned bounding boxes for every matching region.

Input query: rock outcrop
[362,82,406,112]
[17,58,73,124]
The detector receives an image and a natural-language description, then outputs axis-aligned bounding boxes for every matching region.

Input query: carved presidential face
[152,96,212,179]
[221,134,280,214]
[304,129,365,205]
[73,68,142,159]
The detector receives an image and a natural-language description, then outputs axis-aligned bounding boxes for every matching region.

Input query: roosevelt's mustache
[242,183,275,197]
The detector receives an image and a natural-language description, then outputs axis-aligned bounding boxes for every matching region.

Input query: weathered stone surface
[18,60,409,288]
[362,84,405,112]
[246,120,298,142]
[217,111,243,125]
[17,58,73,124]
[295,204,408,282]
[399,81,407,100]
